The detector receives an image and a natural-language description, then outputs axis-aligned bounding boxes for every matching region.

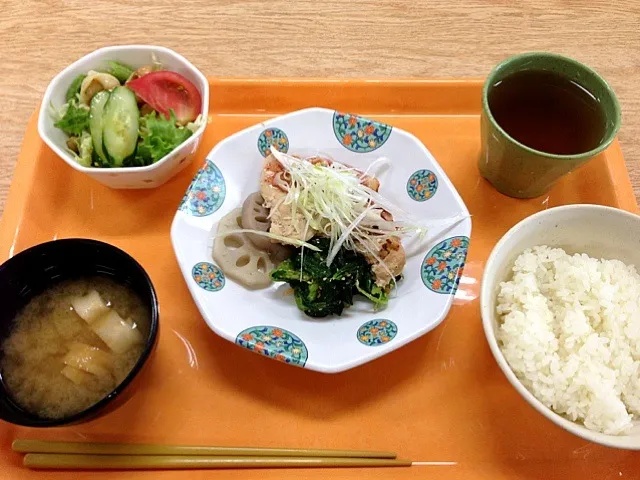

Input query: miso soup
[0,276,150,419]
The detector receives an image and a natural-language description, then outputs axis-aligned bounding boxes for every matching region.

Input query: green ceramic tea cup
[479,52,621,198]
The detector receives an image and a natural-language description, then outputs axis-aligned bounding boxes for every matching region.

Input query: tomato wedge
[127,71,202,124]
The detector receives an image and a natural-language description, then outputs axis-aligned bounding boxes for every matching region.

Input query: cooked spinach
[270,237,389,318]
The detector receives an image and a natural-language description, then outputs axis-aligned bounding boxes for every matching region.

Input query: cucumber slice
[102,86,139,167]
[89,90,110,164]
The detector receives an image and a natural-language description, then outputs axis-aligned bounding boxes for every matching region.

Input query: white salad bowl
[38,45,209,189]
[171,107,471,373]
[481,204,640,449]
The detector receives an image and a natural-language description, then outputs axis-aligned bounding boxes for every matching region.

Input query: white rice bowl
[496,246,640,435]
[481,204,640,449]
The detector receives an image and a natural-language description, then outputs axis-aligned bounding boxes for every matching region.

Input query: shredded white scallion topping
[269,148,428,267]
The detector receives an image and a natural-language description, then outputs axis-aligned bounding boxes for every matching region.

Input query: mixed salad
[50,60,203,168]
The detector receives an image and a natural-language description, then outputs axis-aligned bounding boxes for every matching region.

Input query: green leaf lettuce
[53,101,90,136]
[133,111,193,166]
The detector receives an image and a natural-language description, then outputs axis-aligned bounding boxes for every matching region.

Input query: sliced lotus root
[242,192,272,250]
[213,208,274,289]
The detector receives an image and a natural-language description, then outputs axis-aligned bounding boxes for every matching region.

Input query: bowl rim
[37,44,209,175]
[0,238,159,427]
[480,203,640,449]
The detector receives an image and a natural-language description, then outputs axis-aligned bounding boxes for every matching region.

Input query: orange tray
[0,78,638,480]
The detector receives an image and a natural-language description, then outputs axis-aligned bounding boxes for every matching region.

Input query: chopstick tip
[11,439,25,452]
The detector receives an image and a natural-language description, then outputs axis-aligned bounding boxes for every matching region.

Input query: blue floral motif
[192,262,225,292]
[236,326,308,367]
[421,236,470,295]
[257,128,289,157]
[332,112,392,152]
[357,319,398,346]
[179,161,226,217]
[407,169,438,201]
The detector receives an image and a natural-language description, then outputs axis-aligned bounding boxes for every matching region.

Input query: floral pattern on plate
[257,128,289,157]
[236,326,308,367]
[332,112,392,152]
[179,161,226,217]
[192,262,225,292]
[421,236,469,294]
[407,169,438,201]
[357,319,398,346]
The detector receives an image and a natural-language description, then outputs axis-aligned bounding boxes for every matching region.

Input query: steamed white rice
[496,246,640,435]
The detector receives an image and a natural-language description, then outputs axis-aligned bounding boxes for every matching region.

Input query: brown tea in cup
[488,70,606,156]
[479,53,621,199]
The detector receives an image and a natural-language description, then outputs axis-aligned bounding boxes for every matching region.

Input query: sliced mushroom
[241,192,291,261]
[213,209,274,289]
[126,65,153,84]
[79,71,120,105]
[66,137,80,153]
[140,103,155,116]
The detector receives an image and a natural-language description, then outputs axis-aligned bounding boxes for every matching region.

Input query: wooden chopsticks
[13,439,397,458]
[13,440,411,470]
[22,454,412,470]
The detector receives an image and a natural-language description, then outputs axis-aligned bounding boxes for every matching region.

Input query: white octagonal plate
[171,107,471,373]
